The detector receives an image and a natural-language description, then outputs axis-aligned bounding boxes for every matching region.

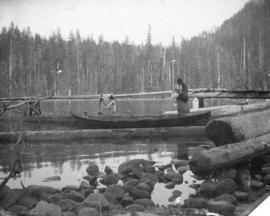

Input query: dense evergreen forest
[0,0,270,97]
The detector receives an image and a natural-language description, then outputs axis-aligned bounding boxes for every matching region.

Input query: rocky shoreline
[1,157,270,216]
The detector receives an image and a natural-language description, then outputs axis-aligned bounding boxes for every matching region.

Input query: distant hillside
[182,0,270,90]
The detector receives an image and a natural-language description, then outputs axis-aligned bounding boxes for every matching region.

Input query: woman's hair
[177,78,183,85]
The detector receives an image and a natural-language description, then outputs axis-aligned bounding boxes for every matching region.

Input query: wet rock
[251,179,264,189]
[79,180,92,190]
[88,176,98,187]
[29,200,62,216]
[0,188,21,210]
[171,159,188,169]
[126,203,146,211]
[141,173,159,185]
[62,190,85,202]
[184,208,206,216]
[164,168,183,184]
[46,193,63,203]
[27,185,59,195]
[158,164,172,171]
[172,189,182,198]
[62,185,79,192]
[63,211,77,216]
[86,162,99,176]
[165,182,175,189]
[123,178,139,190]
[237,169,251,192]
[215,178,238,195]
[263,173,270,184]
[199,181,217,198]
[218,169,237,180]
[118,159,154,175]
[189,183,200,190]
[134,199,154,208]
[262,166,270,174]
[57,199,79,211]
[97,172,106,178]
[233,191,249,202]
[82,193,110,211]
[254,174,263,181]
[177,165,188,174]
[78,207,99,216]
[136,181,154,193]
[103,185,125,204]
[8,205,29,215]
[129,170,144,179]
[120,194,134,207]
[128,186,151,200]
[215,193,237,205]
[43,175,61,182]
[206,200,235,216]
[104,165,114,175]
[17,192,38,209]
[184,198,208,209]
[100,173,119,186]
[145,165,155,173]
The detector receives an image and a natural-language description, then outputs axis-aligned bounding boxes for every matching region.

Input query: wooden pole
[205,109,270,146]
[189,133,270,176]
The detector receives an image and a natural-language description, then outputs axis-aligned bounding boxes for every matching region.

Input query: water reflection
[0,137,212,205]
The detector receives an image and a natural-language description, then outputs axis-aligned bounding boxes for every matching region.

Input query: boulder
[82,193,110,211]
[29,201,62,216]
[206,200,235,216]
[120,194,134,207]
[118,159,154,175]
[104,166,114,175]
[79,180,92,190]
[100,174,119,186]
[27,185,59,195]
[215,193,237,205]
[184,208,206,216]
[0,188,21,210]
[177,166,188,174]
[86,162,99,176]
[57,199,79,211]
[63,211,77,216]
[123,178,139,190]
[46,193,63,203]
[199,181,217,198]
[263,173,270,184]
[145,165,155,173]
[251,179,264,189]
[218,169,237,180]
[254,174,263,181]
[17,192,38,209]
[128,186,151,200]
[237,169,251,192]
[141,173,159,185]
[165,182,175,189]
[78,207,99,216]
[136,181,154,193]
[164,168,183,184]
[126,203,146,211]
[262,166,270,174]
[8,205,29,215]
[215,178,238,195]
[233,191,249,202]
[103,185,125,204]
[134,199,155,208]
[62,190,85,202]
[184,198,208,209]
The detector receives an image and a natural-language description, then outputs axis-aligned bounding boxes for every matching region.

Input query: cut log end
[205,120,236,146]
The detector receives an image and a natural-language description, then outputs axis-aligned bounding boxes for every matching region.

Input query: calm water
[0,99,217,205]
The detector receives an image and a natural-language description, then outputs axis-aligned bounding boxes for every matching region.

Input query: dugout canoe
[70,111,211,129]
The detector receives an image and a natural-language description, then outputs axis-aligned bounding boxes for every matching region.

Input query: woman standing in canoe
[172,78,190,115]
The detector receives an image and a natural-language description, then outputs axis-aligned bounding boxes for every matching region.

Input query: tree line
[0,0,270,97]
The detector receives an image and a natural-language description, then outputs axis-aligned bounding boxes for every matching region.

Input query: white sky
[0,0,249,45]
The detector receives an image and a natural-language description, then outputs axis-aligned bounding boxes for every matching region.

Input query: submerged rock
[42,175,61,182]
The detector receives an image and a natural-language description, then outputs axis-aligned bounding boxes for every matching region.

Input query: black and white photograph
[1,0,270,215]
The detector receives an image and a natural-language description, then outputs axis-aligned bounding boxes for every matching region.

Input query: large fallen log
[205,109,270,146]
[0,126,205,143]
[189,133,270,176]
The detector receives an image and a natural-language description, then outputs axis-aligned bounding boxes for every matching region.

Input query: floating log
[189,133,270,176]
[205,109,270,146]
[0,126,205,143]
[163,101,270,118]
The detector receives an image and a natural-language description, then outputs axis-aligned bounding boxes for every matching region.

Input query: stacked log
[205,109,270,146]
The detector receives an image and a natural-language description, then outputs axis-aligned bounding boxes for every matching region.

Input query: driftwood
[0,133,23,188]
[0,126,205,142]
[205,109,270,146]
[189,133,270,176]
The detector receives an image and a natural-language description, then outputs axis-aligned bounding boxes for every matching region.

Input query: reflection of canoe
[70,111,211,129]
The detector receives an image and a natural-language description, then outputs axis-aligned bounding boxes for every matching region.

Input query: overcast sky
[0,0,249,45]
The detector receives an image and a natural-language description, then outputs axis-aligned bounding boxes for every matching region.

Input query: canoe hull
[70,111,211,129]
